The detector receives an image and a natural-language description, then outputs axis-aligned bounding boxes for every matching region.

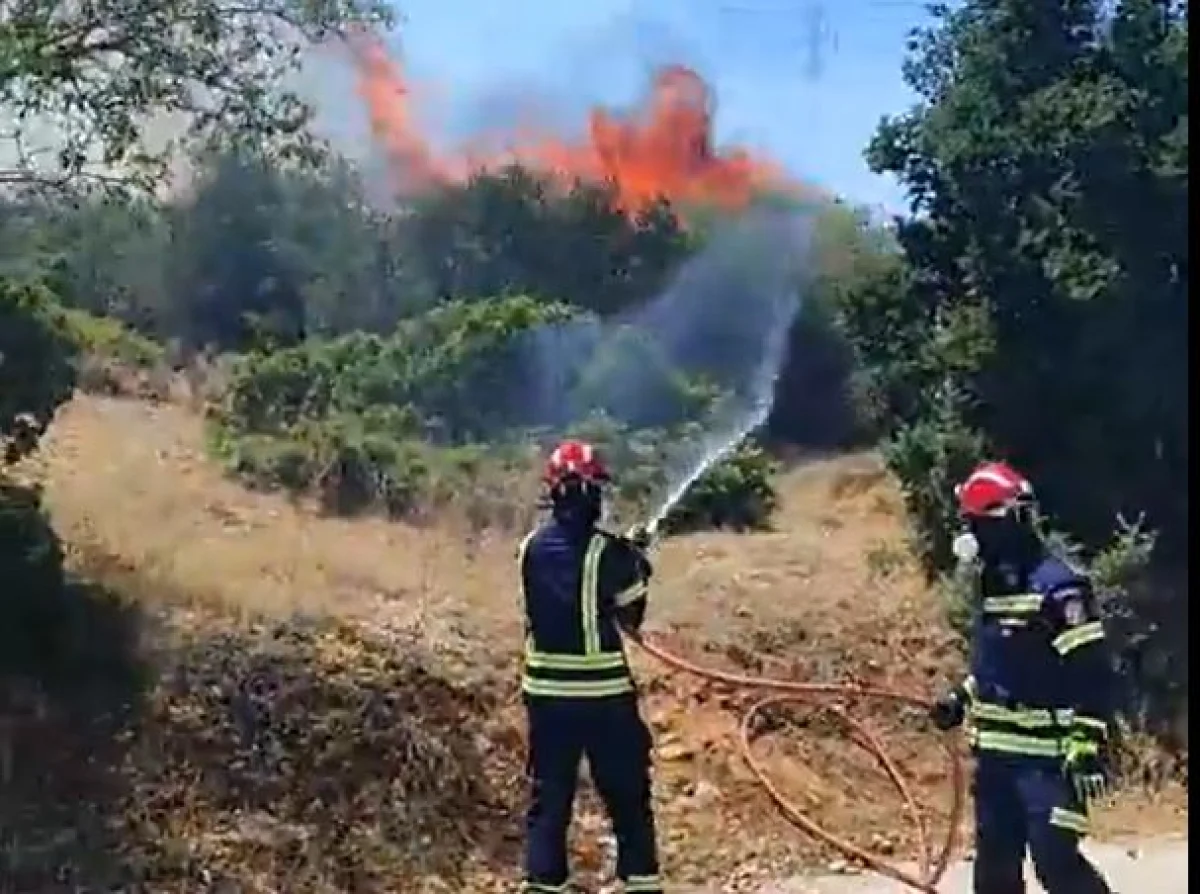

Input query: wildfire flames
[348,35,793,218]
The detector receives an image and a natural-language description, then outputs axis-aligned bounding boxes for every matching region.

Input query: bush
[570,324,719,431]
[1046,519,1186,753]
[657,440,779,534]
[879,385,989,569]
[208,409,441,517]
[53,306,164,369]
[208,295,782,532]
[1,280,77,461]
[212,296,581,441]
[50,306,171,398]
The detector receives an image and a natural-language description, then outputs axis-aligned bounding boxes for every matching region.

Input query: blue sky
[322,1,936,213]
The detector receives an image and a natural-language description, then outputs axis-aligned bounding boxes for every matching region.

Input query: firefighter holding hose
[518,439,664,894]
[931,461,1116,893]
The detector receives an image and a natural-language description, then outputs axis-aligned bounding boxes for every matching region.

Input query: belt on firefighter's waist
[522,648,634,698]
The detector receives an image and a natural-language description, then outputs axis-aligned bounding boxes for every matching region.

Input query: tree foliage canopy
[829,0,1187,734]
[838,0,1187,565]
[0,0,392,190]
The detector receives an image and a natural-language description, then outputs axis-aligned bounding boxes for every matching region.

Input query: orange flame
[348,36,792,218]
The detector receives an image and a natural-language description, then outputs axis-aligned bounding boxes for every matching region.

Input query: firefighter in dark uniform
[519,439,664,894]
[930,461,1115,893]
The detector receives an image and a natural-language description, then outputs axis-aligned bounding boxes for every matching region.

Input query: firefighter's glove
[1063,735,1107,804]
[929,687,968,732]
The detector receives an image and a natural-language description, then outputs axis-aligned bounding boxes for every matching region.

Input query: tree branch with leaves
[0,0,393,192]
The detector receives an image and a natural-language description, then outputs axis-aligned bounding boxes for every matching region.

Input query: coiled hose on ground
[626,631,967,893]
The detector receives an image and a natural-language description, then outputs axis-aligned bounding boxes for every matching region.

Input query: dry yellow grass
[36,397,942,661]
[16,393,1185,893]
[37,397,525,654]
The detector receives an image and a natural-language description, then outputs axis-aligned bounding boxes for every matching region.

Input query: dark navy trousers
[973,754,1112,893]
[522,694,663,893]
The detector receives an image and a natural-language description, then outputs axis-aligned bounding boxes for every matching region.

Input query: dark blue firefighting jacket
[963,553,1113,761]
[518,518,650,699]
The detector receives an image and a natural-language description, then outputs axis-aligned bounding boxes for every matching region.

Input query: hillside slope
[17,393,1186,893]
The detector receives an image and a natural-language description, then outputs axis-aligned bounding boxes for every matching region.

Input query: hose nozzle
[624,521,657,551]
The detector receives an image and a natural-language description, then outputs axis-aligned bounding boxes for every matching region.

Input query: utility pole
[803,0,833,80]
[717,0,838,82]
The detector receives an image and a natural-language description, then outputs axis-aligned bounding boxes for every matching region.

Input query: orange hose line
[627,632,966,893]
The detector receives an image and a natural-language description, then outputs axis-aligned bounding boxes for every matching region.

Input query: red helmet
[543,440,610,490]
[955,461,1035,518]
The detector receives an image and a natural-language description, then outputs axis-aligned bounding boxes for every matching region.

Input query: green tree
[3,150,435,349]
[767,203,893,449]
[0,0,401,715]
[166,151,432,348]
[845,0,1187,563]
[0,0,392,192]
[403,165,694,316]
[166,151,312,349]
[1,194,169,330]
[834,0,1187,735]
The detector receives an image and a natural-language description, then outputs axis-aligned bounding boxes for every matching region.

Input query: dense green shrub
[0,280,73,685]
[213,296,579,439]
[657,442,779,534]
[1,281,77,460]
[208,294,781,531]
[1,282,142,705]
[52,306,164,370]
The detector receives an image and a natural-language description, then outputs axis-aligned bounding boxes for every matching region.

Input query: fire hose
[624,630,966,892]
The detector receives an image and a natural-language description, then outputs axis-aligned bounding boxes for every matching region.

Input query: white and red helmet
[543,439,610,491]
[955,461,1035,519]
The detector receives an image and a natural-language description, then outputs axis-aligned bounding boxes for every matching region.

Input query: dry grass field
[5,393,1184,894]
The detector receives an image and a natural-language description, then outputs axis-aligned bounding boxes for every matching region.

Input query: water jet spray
[628,209,807,545]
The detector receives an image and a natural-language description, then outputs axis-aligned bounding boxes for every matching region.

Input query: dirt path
[748,836,1189,893]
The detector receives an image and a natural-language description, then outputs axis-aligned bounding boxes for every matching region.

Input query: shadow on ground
[2,480,525,893]
[1,480,151,892]
[118,620,526,892]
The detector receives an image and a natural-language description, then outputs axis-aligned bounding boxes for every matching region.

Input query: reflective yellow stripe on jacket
[966,586,1108,758]
[521,533,634,699]
[1052,621,1105,655]
[962,669,1074,759]
[964,693,1078,759]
